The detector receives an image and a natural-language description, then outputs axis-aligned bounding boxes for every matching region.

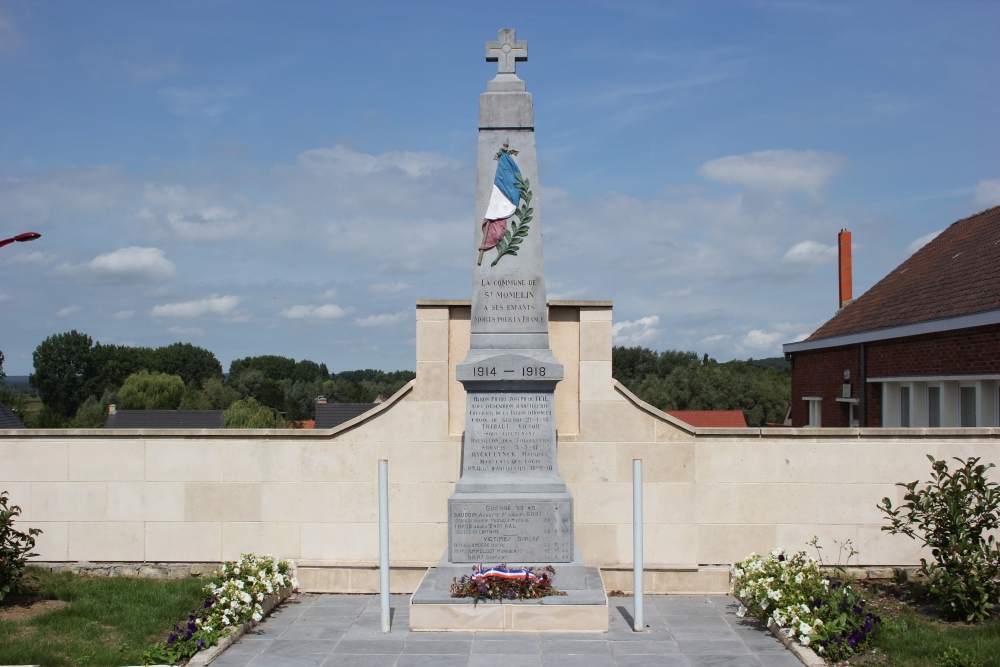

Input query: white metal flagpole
[633,458,644,632]
[379,459,390,633]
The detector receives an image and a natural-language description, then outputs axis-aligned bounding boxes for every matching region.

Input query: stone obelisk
[447,28,579,573]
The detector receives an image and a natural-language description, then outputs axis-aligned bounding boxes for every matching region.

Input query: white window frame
[803,397,822,428]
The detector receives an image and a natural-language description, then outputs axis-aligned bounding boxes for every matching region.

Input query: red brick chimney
[838,229,853,309]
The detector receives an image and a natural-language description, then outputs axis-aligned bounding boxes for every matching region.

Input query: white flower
[800,635,811,646]
[736,606,747,618]
[222,615,230,625]
[794,573,804,584]
[798,621,813,635]
[252,612,262,621]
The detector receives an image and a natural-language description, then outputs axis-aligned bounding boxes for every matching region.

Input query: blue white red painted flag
[480,152,522,251]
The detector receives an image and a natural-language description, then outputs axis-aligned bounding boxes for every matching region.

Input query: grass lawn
[0,566,214,667]
[841,580,1000,667]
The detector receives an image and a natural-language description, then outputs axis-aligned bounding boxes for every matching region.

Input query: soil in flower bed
[827,579,1000,667]
[0,565,212,667]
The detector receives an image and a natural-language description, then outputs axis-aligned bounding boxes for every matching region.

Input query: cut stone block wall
[3,301,998,592]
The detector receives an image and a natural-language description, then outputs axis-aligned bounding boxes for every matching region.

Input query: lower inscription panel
[449,497,573,563]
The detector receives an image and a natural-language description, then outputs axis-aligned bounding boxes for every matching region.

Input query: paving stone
[262,639,338,656]
[686,655,764,667]
[676,639,754,655]
[402,639,473,654]
[396,655,471,667]
[610,640,682,654]
[473,638,542,654]
[333,639,406,654]
[540,639,613,656]
[320,655,400,667]
[470,655,544,667]
[614,656,692,667]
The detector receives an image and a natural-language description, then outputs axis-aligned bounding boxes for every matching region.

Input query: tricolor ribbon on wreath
[471,565,538,582]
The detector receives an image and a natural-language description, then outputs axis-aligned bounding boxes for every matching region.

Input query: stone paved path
[211,593,804,667]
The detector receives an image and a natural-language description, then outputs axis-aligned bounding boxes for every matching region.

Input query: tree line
[6,331,414,428]
[612,346,791,427]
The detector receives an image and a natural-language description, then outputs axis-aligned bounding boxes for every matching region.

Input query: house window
[960,385,977,427]
[928,386,941,427]
[899,385,911,427]
[804,397,822,428]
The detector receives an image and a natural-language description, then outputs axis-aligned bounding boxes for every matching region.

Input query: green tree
[153,342,223,387]
[228,355,297,382]
[177,377,241,410]
[68,395,108,428]
[118,370,185,410]
[223,397,286,428]
[30,330,96,417]
[89,343,155,399]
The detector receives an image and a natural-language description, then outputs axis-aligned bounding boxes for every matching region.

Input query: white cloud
[280,303,349,320]
[369,281,410,294]
[2,251,55,265]
[137,184,252,242]
[151,294,242,318]
[113,310,135,320]
[354,310,411,328]
[57,246,176,284]
[297,145,460,178]
[57,305,80,317]
[168,326,205,338]
[697,150,845,197]
[782,240,837,264]
[908,229,943,254]
[973,178,1000,208]
[612,316,661,346]
[741,329,785,351]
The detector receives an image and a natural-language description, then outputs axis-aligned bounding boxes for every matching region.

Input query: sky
[1,1,998,376]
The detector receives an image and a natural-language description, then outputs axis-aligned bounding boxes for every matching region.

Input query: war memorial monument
[409,29,608,632]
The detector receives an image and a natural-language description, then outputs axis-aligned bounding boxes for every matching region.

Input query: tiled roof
[809,206,1000,341]
[105,410,225,429]
[314,403,379,429]
[665,410,748,428]
[0,402,26,429]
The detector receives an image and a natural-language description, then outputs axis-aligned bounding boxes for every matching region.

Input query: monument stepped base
[410,563,608,632]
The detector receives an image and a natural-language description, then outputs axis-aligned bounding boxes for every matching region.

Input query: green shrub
[878,455,1000,622]
[222,397,285,428]
[0,491,42,602]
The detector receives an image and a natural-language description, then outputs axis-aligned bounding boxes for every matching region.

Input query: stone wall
[3,300,998,593]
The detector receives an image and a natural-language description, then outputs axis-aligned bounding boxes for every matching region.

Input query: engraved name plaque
[450,498,572,562]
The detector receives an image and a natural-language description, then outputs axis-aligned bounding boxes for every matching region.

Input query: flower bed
[732,549,880,662]
[143,553,297,665]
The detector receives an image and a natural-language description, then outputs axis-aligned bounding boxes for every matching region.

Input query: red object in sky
[0,232,41,249]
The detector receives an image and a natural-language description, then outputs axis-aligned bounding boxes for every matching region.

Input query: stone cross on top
[486,28,527,75]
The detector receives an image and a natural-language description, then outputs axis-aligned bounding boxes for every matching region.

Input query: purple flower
[188,621,198,633]
[167,633,178,645]
[198,638,205,648]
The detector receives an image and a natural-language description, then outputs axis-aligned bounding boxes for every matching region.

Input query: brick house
[783,205,1000,427]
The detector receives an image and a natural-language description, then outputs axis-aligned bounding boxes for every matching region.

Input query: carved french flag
[479,151,522,253]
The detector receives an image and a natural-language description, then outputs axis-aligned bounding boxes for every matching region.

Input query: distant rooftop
[0,402,26,429]
[106,410,225,429]
[314,402,380,429]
